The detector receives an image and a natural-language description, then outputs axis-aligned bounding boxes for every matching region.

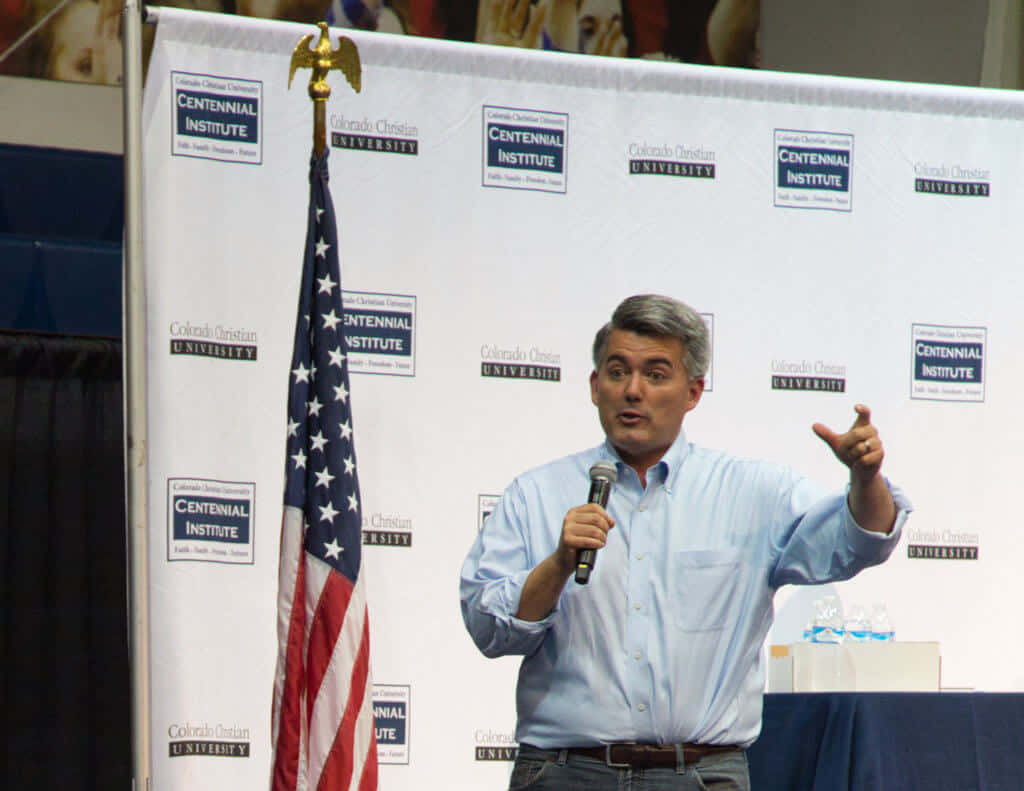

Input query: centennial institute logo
[167,478,255,564]
[774,129,853,212]
[482,105,568,194]
[911,323,985,403]
[171,71,262,165]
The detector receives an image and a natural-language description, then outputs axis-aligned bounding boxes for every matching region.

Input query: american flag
[271,150,377,791]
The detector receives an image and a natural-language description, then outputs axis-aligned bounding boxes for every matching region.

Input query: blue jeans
[510,745,750,791]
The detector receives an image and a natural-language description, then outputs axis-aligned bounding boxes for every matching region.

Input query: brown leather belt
[567,742,738,768]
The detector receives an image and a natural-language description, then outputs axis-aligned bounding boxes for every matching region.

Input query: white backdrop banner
[142,8,1024,789]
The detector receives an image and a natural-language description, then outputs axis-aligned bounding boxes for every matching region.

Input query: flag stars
[333,382,349,403]
[315,237,330,258]
[323,537,344,560]
[322,309,341,331]
[317,273,337,295]
[319,501,340,524]
[292,361,310,383]
[343,455,356,476]
[314,467,335,488]
[327,347,346,368]
[347,492,359,512]
[287,417,299,437]
[339,420,353,441]
[291,448,307,470]
[310,431,328,453]
[308,396,323,417]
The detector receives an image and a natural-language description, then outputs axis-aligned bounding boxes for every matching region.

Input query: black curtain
[1,332,129,790]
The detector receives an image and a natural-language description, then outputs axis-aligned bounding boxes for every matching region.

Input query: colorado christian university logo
[169,320,257,362]
[906,527,979,560]
[480,343,561,382]
[914,161,990,197]
[167,721,252,758]
[771,359,846,392]
[362,511,412,547]
[628,141,716,179]
[331,113,419,156]
[474,729,518,761]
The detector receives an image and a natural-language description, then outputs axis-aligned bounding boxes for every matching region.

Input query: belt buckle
[604,743,632,768]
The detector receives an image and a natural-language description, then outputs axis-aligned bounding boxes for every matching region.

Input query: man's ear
[686,376,705,412]
[589,369,599,406]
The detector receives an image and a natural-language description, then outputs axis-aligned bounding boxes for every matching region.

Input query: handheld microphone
[575,461,618,585]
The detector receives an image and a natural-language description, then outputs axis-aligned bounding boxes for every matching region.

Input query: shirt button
[637,703,647,712]
[638,505,647,512]
[636,553,644,560]
[634,603,642,611]
[634,651,641,660]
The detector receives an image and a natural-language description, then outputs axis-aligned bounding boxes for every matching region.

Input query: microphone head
[589,460,618,484]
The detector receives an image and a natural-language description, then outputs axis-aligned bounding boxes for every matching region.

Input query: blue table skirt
[747,693,1024,791]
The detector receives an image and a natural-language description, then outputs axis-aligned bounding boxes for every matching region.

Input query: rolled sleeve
[770,476,912,588]
[459,483,558,658]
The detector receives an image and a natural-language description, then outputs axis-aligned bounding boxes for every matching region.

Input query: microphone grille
[589,460,618,483]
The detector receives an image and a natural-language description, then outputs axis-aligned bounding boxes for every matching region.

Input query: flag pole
[122,0,152,789]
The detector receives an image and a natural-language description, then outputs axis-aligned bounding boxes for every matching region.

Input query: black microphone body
[575,462,618,584]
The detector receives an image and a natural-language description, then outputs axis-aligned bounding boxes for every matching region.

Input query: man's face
[590,329,704,470]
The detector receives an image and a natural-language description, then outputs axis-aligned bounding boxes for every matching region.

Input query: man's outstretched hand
[813,404,895,533]
[813,404,883,484]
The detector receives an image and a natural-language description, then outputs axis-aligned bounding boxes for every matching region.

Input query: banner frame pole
[122,0,151,788]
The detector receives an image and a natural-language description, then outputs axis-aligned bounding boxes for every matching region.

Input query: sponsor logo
[361,512,412,548]
[374,685,410,765]
[906,528,979,560]
[169,321,258,362]
[911,324,985,403]
[474,729,518,761]
[342,291,416,377]
[478,494,501,531]
[330,114,419,156]
[171,72,262,165]
[770,359,846,392]
[483,105,568,193]
[167,479,255,564]
[914,162,990,197]
[774,129,853,211]
[480,344,562,382]
[628,141,716,179]
[167,721,252,758]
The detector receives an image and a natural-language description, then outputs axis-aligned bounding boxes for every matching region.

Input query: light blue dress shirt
[460,429,910,748]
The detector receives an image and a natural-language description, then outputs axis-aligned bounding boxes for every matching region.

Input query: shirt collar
[601,428,692,491]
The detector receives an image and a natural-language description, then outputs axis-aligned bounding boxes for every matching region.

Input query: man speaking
[460,294,911,790]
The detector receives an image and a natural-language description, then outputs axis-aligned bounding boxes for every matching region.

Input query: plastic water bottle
[803,601,821,641]
[812,595,844,643]
[844,605,871,642]
[870,602,895,643]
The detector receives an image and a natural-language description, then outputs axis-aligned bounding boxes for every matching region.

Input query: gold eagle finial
[289,22,361,99]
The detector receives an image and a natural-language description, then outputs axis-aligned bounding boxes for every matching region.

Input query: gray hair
[592,294,710,378]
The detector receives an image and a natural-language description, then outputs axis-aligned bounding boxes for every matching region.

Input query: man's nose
[624,373,643,400]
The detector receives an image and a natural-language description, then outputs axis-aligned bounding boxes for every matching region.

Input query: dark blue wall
[0,143,123,337]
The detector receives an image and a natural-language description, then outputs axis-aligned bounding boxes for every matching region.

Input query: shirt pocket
[667,549,743,632]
